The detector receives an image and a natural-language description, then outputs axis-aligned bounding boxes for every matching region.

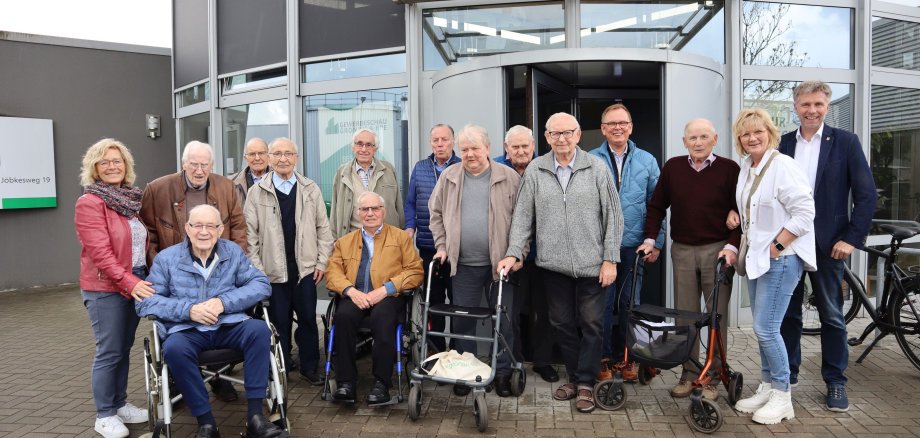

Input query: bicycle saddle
[880,224,920,241]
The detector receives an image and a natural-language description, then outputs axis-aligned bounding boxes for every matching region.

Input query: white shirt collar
[795,123,825,143]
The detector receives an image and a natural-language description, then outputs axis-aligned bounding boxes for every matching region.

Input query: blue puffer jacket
[136,239,271,335]
[405,152,461,251]
[590,140,666,248]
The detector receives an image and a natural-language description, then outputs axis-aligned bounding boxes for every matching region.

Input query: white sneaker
[94,415,129,438]
[734,382,772,413]
[116,402,147,424]
[752,389,795,425]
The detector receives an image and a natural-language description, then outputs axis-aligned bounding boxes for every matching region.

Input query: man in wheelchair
[136,205,285,438]
[324,192,424,404]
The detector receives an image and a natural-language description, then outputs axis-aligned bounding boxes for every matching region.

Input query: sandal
[553,382,577,401]
[575,386,595,413]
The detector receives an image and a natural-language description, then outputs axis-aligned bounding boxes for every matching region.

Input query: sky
[0,0,172,48]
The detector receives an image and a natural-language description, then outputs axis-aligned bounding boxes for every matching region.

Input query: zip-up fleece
[506,147,624,278]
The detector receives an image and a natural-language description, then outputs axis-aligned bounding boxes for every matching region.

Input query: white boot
[734,382,772,413]
[752,389,795,425]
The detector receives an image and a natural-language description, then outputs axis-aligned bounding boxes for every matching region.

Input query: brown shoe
[670,378,693,398]
[618,361,638,382]
[701,384,719,401]
[596,360,613,381]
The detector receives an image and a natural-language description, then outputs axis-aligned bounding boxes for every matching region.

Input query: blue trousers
[602,246,642,361]
[748,256,803,392]
[269,274,319,373]
[163,320,271,416]
[781,252,848,386]
[82,289,141,418]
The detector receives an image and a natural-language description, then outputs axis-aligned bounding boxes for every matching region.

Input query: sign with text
[0,117,56,209]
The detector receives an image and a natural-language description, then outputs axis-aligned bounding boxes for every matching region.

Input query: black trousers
[332,296,405,387]
[542,269,604,385]
[511,262,555,366]
[419,248,453,351]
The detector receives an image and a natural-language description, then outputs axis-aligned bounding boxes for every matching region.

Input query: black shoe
[246,413,284,438]
[495,375,512,397]
[367,380,391,405]
[334,381,356,402]
[209,379,239,402]
[196,424,220,438]
[453,384,471,396]
[299,371,324,386]
[533,365,559,383]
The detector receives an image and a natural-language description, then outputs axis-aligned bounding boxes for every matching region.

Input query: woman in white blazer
[731,108,816,425]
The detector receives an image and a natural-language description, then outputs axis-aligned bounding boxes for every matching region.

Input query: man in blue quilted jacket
[404,124,461,351]
[136,205,282,438]
[590,104,665,382]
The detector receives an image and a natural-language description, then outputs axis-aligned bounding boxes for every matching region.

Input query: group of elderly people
[74,79,875,436]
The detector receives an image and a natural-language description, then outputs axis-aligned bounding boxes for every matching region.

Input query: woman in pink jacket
[74,139,153,438]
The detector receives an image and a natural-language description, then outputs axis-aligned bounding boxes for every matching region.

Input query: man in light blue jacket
[136,205,281,438]
[589,104,665,382]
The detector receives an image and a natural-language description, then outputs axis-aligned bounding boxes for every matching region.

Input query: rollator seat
[428,303,492,319]
[198,348,244,367]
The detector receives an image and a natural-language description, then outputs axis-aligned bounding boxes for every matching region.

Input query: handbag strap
[743,150,779,232]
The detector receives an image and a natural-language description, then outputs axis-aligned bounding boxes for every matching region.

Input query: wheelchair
[319,287,432,406]
[141,300,290,438]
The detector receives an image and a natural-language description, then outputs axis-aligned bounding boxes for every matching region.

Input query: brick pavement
[2,285,920,437]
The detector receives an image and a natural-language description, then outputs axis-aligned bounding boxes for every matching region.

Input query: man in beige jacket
[428,124,522,398]
[245,137,334,385]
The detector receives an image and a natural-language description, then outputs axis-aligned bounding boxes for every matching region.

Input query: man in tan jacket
[325,191,423,404]
[244,137,334,385]
[428,124,522,398]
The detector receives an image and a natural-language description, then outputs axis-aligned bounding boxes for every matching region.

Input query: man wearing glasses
[498,112,624,413]
[244,137,334,385]
[330,128,404,238]
[231,137,270,204]
[589,104,665,383]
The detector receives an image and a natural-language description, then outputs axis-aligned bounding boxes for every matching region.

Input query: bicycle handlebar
[862,245,889,259]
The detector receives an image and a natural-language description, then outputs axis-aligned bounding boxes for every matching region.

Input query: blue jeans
[451,264,515,376]
[781,252,848,386]
[748,256,803,392]
[602,246,642,361]
[82,273,143,417]
[269,273,319,373]
[163,320,271,416]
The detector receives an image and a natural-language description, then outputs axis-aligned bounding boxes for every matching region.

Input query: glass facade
[222,100,289,175]
[872,16,920,71]
[742,2,853,69]
[742,80,853,133]
[303,53,406,82]
[176,82,209,108]
[178,112,210,149]
[870,85,920,231]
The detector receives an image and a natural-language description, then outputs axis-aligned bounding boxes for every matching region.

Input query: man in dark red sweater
[638,118,741,402]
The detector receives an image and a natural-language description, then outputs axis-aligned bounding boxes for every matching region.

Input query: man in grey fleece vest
[498,112,624,414]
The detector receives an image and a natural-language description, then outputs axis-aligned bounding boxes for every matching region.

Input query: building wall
[0,38,174,290]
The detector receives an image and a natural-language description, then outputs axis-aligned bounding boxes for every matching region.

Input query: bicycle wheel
[801,269,862,335]
[891,289,920,372]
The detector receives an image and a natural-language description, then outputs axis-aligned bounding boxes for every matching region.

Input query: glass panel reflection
[177,82,209,108]
[872,16,920,71]
[222,100,289,175]
[304,53,406,82]
[422,3,565,71]
[580,1,725,64]
[870,86,920,233]
[742,80,853,134]
[742,2,853,69]
[179,112,210,149]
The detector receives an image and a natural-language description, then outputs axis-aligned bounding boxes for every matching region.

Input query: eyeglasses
[353,141,377,149]
[96,159,124,168]
[245,151,268,158]
[188,223,221,231]
[186,162,211,170]
[547,129,578,140]
[357,205,384,214]
[270,151,297,160]
[602,121,632,128]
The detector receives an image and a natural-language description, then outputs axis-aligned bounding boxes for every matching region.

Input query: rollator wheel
[408,384,422,421]
[473,393,488,432]
[510,368,526,396]
[324,378,337,401]
[686,398,723,434]
[727,372,743,406]
[637,366,657,385]
[593,380,627,411]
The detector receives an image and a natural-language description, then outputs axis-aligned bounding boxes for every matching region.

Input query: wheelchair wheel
[727,372,743,406]
[637,366,657,385]
[473,392,488,432]
[143,338,163,435]
[594,380,627,411]
[408,383,422,421]
[686,398,723,434]
[510,368,526,396]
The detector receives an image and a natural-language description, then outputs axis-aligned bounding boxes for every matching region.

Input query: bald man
[231,138,270,204]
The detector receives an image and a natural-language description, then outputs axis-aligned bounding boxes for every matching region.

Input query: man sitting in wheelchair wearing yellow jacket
[325,192,424,404]
[136,205,284,438]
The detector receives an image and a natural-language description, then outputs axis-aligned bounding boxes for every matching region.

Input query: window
[742,2,853,69]
[222,100,289,175]
[303,53,406,82]
[177,83,209,108]
[742,80,854,134]
[223,67,287,93]
[872,16,920,72]
[870,85,920,231]
[178,112,210,151]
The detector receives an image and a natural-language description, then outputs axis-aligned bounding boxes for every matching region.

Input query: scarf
[84,181,143,217]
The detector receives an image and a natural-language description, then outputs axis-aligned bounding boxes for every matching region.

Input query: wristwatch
[773,239,786,251]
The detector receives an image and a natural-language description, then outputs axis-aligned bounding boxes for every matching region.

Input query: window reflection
[304,53,406,82]
[742,80,853,134]
[872,16,920,71]
[179,112,210,150]
[177,83,209,108]
[580,1,725,64]
[870,86,920,232]
[742,2,853,69]
[222,100,289,175]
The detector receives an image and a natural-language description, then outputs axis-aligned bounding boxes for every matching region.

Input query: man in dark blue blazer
[778,81,877,413]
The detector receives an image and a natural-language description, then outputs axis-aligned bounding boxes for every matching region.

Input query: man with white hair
[245,137,334,385]
[329,128,404,238]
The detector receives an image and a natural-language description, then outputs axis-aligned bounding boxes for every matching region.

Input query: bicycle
[801,270,860,335]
